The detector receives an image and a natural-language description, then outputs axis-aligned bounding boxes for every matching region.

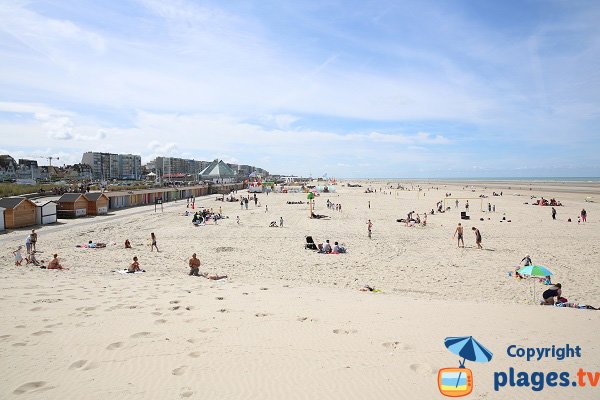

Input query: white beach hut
[35,200,57,225]
[0,207,5,232]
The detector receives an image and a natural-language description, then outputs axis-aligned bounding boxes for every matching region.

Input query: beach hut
[35,200,57,225]
[0,197,37,229]
[84,192,109,215]
[57,193,88,218]
[0,207,5,232]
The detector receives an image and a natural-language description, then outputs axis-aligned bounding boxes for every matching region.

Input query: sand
[1,181,599,399]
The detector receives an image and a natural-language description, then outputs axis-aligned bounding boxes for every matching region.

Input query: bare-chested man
[189,253,200,276]
[453,223,464,248]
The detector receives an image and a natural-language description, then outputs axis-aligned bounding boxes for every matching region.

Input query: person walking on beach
[551,207,557,220]
[240,199,244,210]
[31,229,37,252]
[150,232,159,252]
[455,199,459,208]
[368,201,370,209]
[265,204,268,213]
[472,227,482,249]
[25,234,32,255]
[367,219,373,238]
[581,208,587,222]
[280,216,283,227]
[453,223,464,248]
[465,201,469,211]
[189,253,200,276]
[236,216,240,224]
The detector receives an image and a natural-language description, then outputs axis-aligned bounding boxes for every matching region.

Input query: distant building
[82,152,141,180]
[151,157,207,180]
[0,155,17,180]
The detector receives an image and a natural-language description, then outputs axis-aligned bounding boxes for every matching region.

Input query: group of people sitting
[397,211,427,227]
[318,239,346,254]
[192,209,224,225]
[535,197,562,206]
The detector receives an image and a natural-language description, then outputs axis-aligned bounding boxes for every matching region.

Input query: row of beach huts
[0,183,243,232]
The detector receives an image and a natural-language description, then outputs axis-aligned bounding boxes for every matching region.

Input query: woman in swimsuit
[542,283,562,305]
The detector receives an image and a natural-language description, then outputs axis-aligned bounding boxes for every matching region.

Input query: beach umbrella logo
[438,336,493,397]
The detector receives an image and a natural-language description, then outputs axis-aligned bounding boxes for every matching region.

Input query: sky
[0,0,599,178]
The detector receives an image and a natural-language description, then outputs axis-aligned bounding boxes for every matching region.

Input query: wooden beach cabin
[0,197,37,229]
[57,193,88,218]
[35,200,57,225]
[84,192,109,215]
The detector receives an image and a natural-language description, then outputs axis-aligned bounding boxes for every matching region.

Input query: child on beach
[150,233,159,252]
[128,256,141,273]
[13,246,23,266]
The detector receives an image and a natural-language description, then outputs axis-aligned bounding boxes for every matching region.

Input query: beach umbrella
[517,265,553,277]
[444,336,493,388]
[517,265,553,302]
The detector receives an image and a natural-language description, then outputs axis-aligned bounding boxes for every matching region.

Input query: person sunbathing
[199,272,228,280]
[47,254,66,270]
[128,256,142,273]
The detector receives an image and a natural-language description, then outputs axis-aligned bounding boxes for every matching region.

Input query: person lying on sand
[359,285,381,292]
[541,283,562,305]
[199,272,228,280]
[128,256,142,273]
[47,254,67,270]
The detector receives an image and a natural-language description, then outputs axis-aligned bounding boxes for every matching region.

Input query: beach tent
[0,197,37,229]
[0,207,5,232]
[84,192,110,215]
[57,193,88,218]
[35,200,57,225]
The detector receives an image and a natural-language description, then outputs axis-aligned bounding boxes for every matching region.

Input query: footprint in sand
[255,313,270,317]
[409,363,435,375]
[215,297,224,300]
[44,323,63,328]
[32,330,52,336]
[0,334,11,340]
[172,366,188,376]
[29,307,43,311]
[12,342,28,347]
[171,306,181,310]
[13,381,51,395]
[130,332,154,338]
[151,312,162,316]
[217,309,228,313]
[170,300,180,304]
[188,351,202,358]
[106,342,125,350]
[154,319,167,324]
[69,360,100,371]
[333,329,357,335]
[382,342,414,351]
[260,287,268,291]
[185,306,194,311]
[181,390,194,398]
[15,325,26,329]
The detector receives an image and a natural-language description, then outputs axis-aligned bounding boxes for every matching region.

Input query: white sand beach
[1,181,599,399]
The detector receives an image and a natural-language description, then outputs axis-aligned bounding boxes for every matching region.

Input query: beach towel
[114,269,145,274]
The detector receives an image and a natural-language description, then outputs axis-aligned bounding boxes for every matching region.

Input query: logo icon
[438,336,493,397]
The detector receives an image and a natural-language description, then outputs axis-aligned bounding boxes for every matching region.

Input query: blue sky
[0,0,599,177]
